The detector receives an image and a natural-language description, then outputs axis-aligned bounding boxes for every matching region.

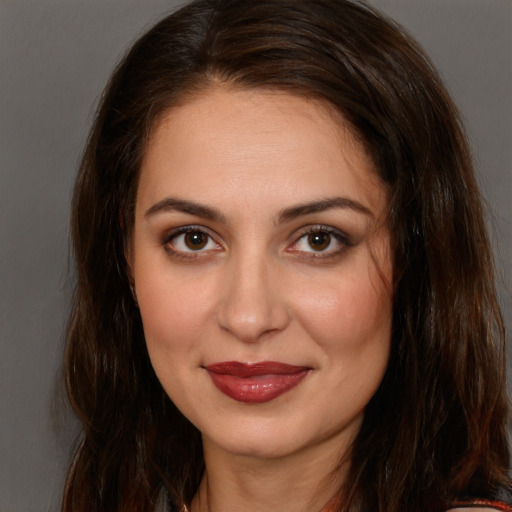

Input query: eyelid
[162,225,223,256]
[286,225,353,257]
[160,223,353,261]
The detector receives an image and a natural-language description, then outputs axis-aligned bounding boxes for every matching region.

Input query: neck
[190,435,349,512]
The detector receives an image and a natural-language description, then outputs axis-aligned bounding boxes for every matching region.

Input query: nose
[215,249,290,343]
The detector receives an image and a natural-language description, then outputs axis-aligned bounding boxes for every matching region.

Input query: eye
[288,226,350,256]
[165,227,220,254]
[304,232,332,251]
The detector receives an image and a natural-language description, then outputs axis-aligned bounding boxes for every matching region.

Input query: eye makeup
[161,225,222,261]
[286,224,354,261]
[160,222,356,264]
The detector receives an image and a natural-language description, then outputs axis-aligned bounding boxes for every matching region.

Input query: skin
[130,87,393,512]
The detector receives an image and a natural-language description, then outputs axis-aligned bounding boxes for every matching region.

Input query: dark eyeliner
[300,225,353,246]
[161,225,215,259]
[289,224,354,260]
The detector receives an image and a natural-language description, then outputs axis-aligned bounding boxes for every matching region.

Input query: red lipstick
[205,361,310,403]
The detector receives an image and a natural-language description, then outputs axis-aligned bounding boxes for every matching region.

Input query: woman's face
[130,88,392,461]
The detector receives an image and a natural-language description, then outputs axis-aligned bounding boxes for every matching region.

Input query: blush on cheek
[299,283,369,328]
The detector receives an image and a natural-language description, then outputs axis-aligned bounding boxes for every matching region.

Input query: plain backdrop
[0,1,510,511]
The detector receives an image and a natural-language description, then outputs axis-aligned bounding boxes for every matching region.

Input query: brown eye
[307,232,331,251]
[184,231,208,250]
[288,227,349,257]
[167,229,219,253]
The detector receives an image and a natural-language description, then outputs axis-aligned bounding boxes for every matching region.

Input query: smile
[204,361,311,404]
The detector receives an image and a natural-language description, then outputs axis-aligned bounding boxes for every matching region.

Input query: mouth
[204,361,311,404]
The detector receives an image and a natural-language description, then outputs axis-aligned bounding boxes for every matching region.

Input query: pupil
[185,232,207,250]
[308,232,330,251]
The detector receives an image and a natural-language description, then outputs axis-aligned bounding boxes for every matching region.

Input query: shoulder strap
[450,500,512,512]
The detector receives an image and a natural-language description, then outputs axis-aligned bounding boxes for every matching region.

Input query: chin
[215,435,300,460]
[201,416,304,459]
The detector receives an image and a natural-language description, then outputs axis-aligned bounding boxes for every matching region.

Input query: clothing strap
[451,500,512,511]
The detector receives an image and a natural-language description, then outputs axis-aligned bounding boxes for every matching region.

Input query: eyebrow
[144,196,373,223]
[144,197,227,223]
[277,197,373,223]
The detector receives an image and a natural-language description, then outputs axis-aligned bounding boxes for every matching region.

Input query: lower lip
[206,370,309,403]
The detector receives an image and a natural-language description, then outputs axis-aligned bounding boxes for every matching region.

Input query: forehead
[137,87,387,220]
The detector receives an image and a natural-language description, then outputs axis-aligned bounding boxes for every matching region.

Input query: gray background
[0,1,510,511]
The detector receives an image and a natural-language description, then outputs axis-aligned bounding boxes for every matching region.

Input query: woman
[62,1,511,511]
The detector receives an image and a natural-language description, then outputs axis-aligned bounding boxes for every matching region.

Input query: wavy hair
[63,1,511,511]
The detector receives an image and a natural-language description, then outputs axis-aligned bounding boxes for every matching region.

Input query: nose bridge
[216,243,288,342]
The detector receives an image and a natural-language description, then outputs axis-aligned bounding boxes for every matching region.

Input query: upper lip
[204,361,310,377]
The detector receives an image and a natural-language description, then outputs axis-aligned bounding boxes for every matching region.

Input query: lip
[204,361,311,404]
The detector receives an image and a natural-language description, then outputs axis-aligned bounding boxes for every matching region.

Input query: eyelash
[162,225,220,260]
[162,225,352,261]
[286,225,352,260]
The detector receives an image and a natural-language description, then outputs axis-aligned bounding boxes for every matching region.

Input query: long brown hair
[63,1,511,511]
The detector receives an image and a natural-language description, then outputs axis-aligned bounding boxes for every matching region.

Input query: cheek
[303,273,392,409]
[135,262,237,385]
[135,267,215,352]
[294,269,392,352]
[135,270,218,409]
